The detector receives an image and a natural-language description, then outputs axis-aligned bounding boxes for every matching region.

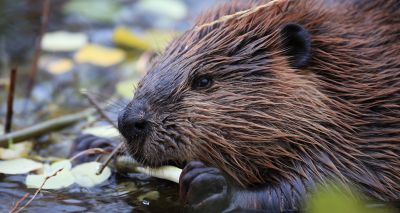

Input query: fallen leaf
[71,161,111,188]
[74,44,126,67]
[137,0,187,20]
[64,0,121,23]
[26,169,75,190]
[42,31,88,52]
[47,58,73,74]
[113,27,177,51]
[0,158,43,174]
[113,27,151,50]
[0,142,33,160]
[82,125,120,138]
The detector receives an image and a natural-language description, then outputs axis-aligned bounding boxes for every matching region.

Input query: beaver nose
[118,101,149,140]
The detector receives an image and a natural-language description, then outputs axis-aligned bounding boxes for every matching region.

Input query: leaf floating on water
[74,44,126,67]
[47,58,74,74]
[0,142,33,160]
[71,161,111,188]
[0,158,43,174]
[26,160,74,189]
[26,170,75,190]
[116,79,138,99]
[135,166,182,184]
[82,125,119,138]
[42,31,88,52]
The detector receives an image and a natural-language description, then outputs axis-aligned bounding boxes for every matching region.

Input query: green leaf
[307,183,394,213]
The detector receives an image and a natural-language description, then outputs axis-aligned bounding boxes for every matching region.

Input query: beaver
[116,0,400,212]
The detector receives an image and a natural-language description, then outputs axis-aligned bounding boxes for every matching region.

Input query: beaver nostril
[133,119,147,131]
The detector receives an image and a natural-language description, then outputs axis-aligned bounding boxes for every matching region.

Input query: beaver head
[118,0,400,194]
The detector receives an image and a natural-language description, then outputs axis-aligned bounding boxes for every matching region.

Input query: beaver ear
[281,23,311,68]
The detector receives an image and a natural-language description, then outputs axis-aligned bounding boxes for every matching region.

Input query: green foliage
[307,183,395,213]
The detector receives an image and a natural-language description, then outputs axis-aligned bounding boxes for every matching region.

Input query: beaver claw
[179,161,231,213]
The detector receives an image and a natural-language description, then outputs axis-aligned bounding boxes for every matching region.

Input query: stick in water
[5,67,17,133]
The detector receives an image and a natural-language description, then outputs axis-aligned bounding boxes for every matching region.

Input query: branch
[10,168,64,213]
[0,108,96,147]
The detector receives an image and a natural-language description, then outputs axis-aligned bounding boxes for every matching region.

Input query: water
[0,173,181,212]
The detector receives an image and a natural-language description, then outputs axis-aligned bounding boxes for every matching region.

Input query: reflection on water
[1,173,181,212]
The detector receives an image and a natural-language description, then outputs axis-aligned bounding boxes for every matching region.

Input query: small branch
[69,147,110,162]
[96,142,124,175]
[24,0,51,109]
[194,0,286,31]
[10,168,64,213]
[81,89,117,129]
[9,193,29,213]
[5,67,17,133]
[80,90,123,175]
[0,108,96,147]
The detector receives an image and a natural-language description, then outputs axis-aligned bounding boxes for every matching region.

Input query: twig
[5,67,17,133]
[10,168,64,213]
[69,147,110,162]
[9,193,29,213]
[96,142,123,175]
[81,90,124,175]
[81,89,117,129]
[194,0,286,31]
[0,108,96,147]
[24,0,51,110]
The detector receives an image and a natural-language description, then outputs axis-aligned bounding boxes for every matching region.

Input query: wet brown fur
[127,0,400,204]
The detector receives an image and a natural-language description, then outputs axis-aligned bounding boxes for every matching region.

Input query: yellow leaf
[113,27,151,50]
[47,59,73,74]
[113,26,178,51]
[74,44,126,67]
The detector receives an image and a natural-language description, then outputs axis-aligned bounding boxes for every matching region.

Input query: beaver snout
[118,100,150,141]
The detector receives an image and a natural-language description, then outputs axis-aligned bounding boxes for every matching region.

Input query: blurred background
[0,0,224,127]
[0,0,224,212]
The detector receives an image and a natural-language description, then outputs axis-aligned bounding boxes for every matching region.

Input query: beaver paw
[70,134,116,162]
[180,161,231,213]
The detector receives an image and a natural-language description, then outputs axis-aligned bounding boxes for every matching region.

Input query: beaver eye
[192,76,213,90]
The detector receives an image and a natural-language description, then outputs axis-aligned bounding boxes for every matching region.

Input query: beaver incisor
[118,0,400,211]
